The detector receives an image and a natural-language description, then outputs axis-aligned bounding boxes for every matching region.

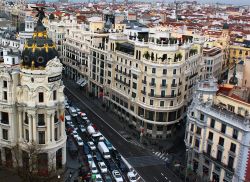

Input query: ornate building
[0,8,66,176]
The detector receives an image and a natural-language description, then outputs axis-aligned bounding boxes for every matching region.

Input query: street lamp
[57,174,60,182]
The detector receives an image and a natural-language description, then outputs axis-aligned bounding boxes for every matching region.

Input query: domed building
[0,7,66,178]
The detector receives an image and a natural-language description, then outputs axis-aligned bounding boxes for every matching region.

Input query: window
[1,112,9,124]
[3,81,7,88]
[232,129,238,139]
[161,90,165,97]
[38,114,45,126]
[151,78,155,85]
[170,101,173,106]
[208,132,213,141]
[189,136,193,144]
[142,97,145,102]
[200,114,204,121]
[221,124,226,134]
[163,69,167,75]
[53,90,57,100]
[152,68,156,73]
[25,129,29,141]
[196,127,201,135]
[162,79,166,86]
[38,131,45,144]
[150,100,153,105]
[210,119,215,128]
[54,112,58,123]
[228,156,234,169]
[132,82,137,89]
[217,150,222,162]
[230,143,236,153]
[133,74,137,80]
[190,123,194,132]
[195,139,200,148]
[3,91,7,100]
[39,92,44,102]
[207,144,211,155]
[173,69,176,75]
[55,128,58,141]
[132,92,136,98]
[160,101,164,106]
[24,112,28,124]
[218,137,224,147]
[2,129,8,140]
[145,66,147,71]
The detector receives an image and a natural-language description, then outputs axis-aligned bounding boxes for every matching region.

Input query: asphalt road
[63,78,182,182]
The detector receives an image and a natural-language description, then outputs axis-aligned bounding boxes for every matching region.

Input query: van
[98,142,110,159]
[87,125,96,136]
[69,107,77,117]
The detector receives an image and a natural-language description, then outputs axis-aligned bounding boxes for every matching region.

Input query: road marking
[153,177,159,181]
[161,173,164,176]
[157,152,161,157]
[165,177,168,180]
[159,154,165,158]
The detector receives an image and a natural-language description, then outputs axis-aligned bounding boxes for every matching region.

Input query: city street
[63,78,182,182]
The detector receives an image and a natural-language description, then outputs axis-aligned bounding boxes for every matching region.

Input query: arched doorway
[56,148,62,170]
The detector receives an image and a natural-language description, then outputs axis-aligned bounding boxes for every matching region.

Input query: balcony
[160,84,167,88]
[149,82,156,87]
[203,151,234,173]
[171,83,177,87]
[141,90,146,95]
[148,93,155,97]
[189,72,198,79]
[142,80,147,84]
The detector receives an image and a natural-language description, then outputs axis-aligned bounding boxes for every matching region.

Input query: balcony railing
[203,151,234,173]
[171,83,177,87]
[148,93,155,97]
[149,82,156,86]
[160,84,167,88]
[141,90,146,95]
[142,80,147,84]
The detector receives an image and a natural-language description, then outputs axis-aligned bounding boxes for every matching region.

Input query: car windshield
[101,165,106,169]
[115,173,121,178]
[130,176,136,180]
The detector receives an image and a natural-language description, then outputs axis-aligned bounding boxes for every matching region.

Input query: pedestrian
[69,171,72,178]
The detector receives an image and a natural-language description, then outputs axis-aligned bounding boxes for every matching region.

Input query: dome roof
[21,9,58,69]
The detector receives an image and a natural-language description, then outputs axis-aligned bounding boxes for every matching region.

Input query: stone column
[62,143,66,166]
[51,113,55,142]
[28,114,32,142]
[60,110,64,139]
[32,114,36,142]
[18,111,23,141]
[47,113,51,143]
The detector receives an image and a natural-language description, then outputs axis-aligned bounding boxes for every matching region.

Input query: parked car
[112,170,123,182]
[69,107,77,117]
[76,136,84,146]
[98,162,108,173]
[87,141,96,151]
[103,174,113,182]
[80,112,87,118]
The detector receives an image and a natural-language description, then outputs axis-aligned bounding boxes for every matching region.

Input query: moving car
[127,171,137,182]
[91,162,98,174]
[76,136,84,146]
[98,162,107,173]
[112,170,123,182]
[95,173,103,182]
[87,141,96,151]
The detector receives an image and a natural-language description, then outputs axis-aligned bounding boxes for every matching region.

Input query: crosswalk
[153,151,169,162]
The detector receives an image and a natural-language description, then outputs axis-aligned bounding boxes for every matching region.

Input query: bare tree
[12,141,58,182]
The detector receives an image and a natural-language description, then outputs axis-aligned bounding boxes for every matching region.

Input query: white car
[87,141,96,150]
[76,136,84,146]
[65,101,69,109]
[112,170,123,182]
[127,171,137,182]
[75,107,81,115]
[98,162,107,173]
[95,173,103,182]
[79,125,86,133]
[72,130,78,138]
[87,154,93,165]
[80,112,87,118]
[91,162,98,174]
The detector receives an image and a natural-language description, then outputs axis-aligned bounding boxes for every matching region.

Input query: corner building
[0,17,66,175]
